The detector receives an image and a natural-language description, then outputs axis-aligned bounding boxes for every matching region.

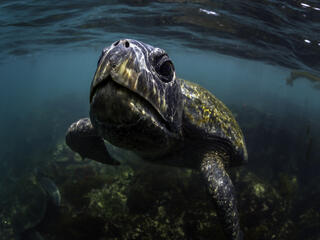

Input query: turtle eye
[159,61,173,77]
[155,55,175,83]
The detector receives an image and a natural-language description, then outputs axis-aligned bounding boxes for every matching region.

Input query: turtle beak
[90,57,112,103]
[90,40,132,103]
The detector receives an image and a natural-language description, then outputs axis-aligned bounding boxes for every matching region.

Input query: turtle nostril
[114,40,120,46]
[124,41,130,48]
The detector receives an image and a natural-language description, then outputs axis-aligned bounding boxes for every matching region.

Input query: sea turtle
[2,174,61,240]
[66,39,248,240]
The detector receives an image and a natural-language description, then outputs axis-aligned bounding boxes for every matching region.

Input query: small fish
[286,70,320,89]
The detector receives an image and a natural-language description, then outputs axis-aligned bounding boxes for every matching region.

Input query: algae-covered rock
[53,140,82,164]
[293,187,320,240]
[232,169,294,240]
[33,135,318,240]
[277,173,299,202]
[29,159,317,240]
[85,165,225,240]
[87,166,133,220]
[298,207,320,240]
[0,211,15,240]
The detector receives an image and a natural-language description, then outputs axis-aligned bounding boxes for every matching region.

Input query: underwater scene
[0,0,320,240]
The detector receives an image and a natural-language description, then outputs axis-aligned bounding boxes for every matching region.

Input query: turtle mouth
[90,75,112,103]
[90,74,171,131]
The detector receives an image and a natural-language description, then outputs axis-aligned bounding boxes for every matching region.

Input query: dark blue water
[0,1,320,239]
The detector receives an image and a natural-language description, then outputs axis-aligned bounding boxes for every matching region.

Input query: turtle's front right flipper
[200,152,242,240]
[66,118,120,165]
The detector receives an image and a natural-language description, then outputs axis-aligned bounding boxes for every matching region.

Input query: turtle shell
[38,176,61,207]
[181,79,248,167]
[10,176,47,234]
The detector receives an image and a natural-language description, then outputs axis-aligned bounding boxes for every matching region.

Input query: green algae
[18,104,320,240]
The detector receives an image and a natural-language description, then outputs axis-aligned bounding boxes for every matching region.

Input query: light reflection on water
[0,0,320,72]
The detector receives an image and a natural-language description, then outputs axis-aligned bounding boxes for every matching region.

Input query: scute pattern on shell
[181,79,247,166]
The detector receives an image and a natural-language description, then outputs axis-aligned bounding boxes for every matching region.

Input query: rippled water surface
[0,1,320,240]
[1,0,320,71]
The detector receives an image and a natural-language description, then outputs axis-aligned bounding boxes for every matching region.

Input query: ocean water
[0,1,319,240]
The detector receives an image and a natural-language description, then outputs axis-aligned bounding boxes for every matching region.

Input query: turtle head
[90,39,183,157]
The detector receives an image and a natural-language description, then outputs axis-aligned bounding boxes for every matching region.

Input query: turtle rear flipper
[66,118,120,165]
[200,152,242,240]
[37,177,61,207]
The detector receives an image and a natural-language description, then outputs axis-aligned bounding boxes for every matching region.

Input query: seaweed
[1,102,320,239]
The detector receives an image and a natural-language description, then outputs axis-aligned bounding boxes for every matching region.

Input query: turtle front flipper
[66,118,120,165]
[200,152,242,240]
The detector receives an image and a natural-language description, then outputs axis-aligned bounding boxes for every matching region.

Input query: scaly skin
[201,152,242,240]
[66,39,247,240]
